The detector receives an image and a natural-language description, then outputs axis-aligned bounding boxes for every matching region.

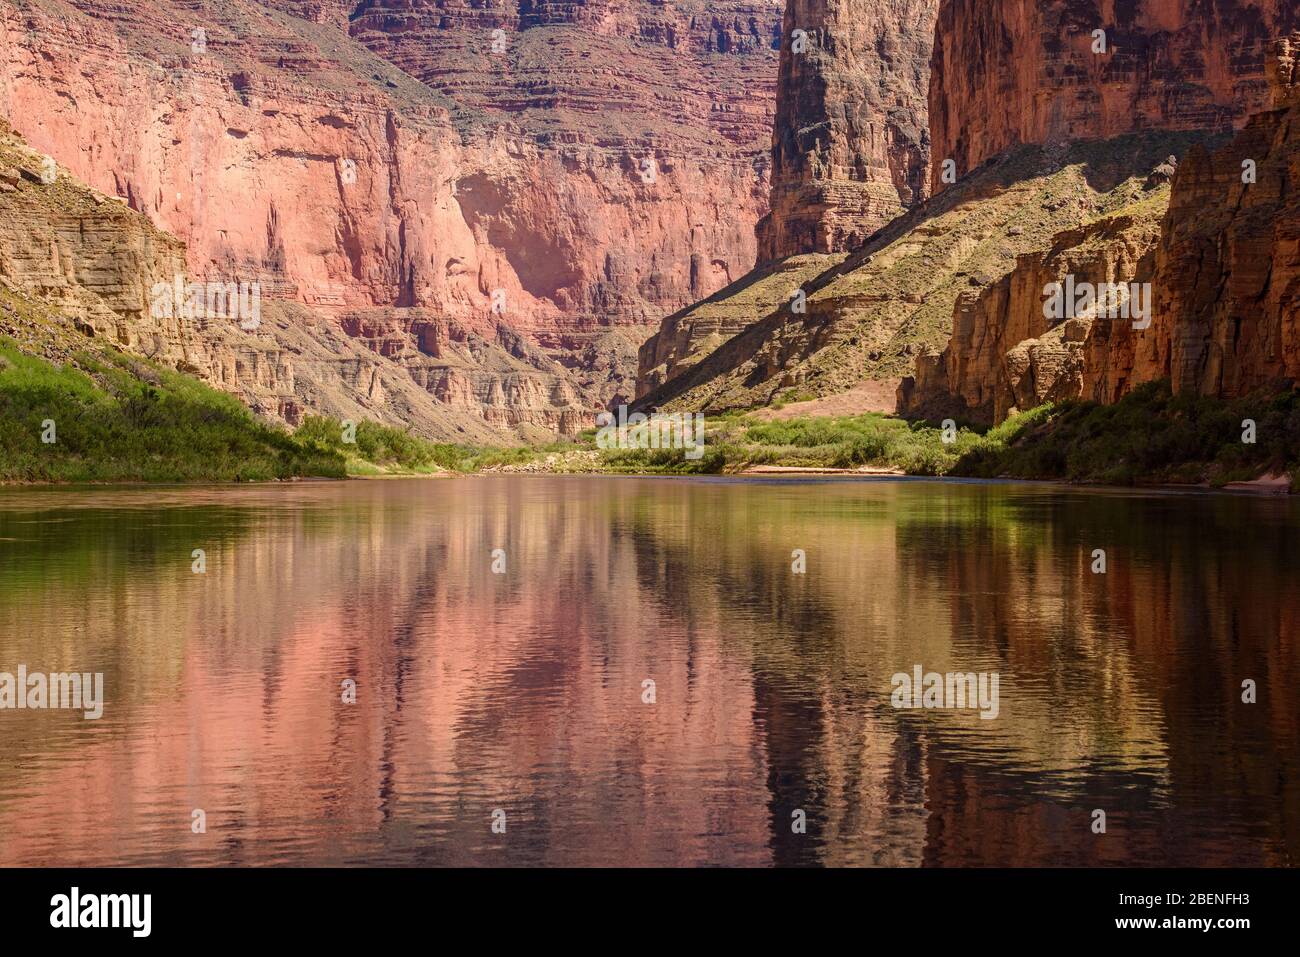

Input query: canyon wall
[1122,34,1300,400]
[0,117,533,442]
[0,0,782,433]
[638,0,1300,422]
[756,0,937,260]
[342,0,781,329]
[903,4,1300,425]
[0,0,781,332]
[0,121,190,358]
[930,0,1299,196]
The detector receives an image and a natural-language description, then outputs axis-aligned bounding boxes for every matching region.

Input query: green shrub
[0,342,345,482]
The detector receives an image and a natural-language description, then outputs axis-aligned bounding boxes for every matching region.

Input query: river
[0,476,1295,865]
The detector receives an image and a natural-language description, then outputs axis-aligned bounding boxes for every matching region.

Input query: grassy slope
[0,340,348,482]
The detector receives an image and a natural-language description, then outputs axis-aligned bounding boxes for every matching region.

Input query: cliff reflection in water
[0,478,1294,866]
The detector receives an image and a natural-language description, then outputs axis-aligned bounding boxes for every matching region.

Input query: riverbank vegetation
[420,382,1298,490]
[953,381,1299,488]
[3,339,1293,491]
[0,342,344,482]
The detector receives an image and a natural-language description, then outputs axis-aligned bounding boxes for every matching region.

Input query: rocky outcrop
[636,135,1200,415]
[1120,33,1300,400]
[756,0,937,261]
[929,0,1299,196]
[901,182,1168,424]
[0,0,782,433]
[0,122,188,352]
[637,0,939,402]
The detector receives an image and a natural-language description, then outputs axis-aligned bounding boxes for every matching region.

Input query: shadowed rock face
[929,0,1299,197]
[756,0,937,261]
[908,29,1300,425]
[637,0,939,402]
[898,4,1300,424]
[1121,32,1300,400]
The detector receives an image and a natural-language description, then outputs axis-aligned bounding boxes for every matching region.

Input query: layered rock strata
[930,0,1299,195]
[900,182,1169,424]
[756,0,938,260]
[0,0,784,433]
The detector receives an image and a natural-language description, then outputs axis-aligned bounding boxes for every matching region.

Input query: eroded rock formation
[900,179,1168,424]
[0,0,783,433]
[638,0,939,402]
[930,0,1299,196]
[756,0,937,260]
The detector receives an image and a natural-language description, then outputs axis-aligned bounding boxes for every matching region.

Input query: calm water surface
[0,476,1295,866]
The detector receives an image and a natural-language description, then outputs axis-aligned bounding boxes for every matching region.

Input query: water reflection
[0,477,1294,866]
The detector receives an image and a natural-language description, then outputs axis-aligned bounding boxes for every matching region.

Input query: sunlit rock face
[903,200,1165,426]
[757,0,938,260]
[0,0,784,433]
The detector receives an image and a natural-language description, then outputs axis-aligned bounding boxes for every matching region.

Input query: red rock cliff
[930,0,1299,195]
[342,0,783,326]
[2,0,781,331]
[0,0,783,430]
[1117,32,1300,399]
[757,0,937,260]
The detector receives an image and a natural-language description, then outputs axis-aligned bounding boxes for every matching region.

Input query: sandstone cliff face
[930,0,1299,196]
[0,0,781,434]
[756,0,936,261]
[0,117,559,442]
[1124,33,1300,400]
[0,123,188,356]
[259,1,356,27]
